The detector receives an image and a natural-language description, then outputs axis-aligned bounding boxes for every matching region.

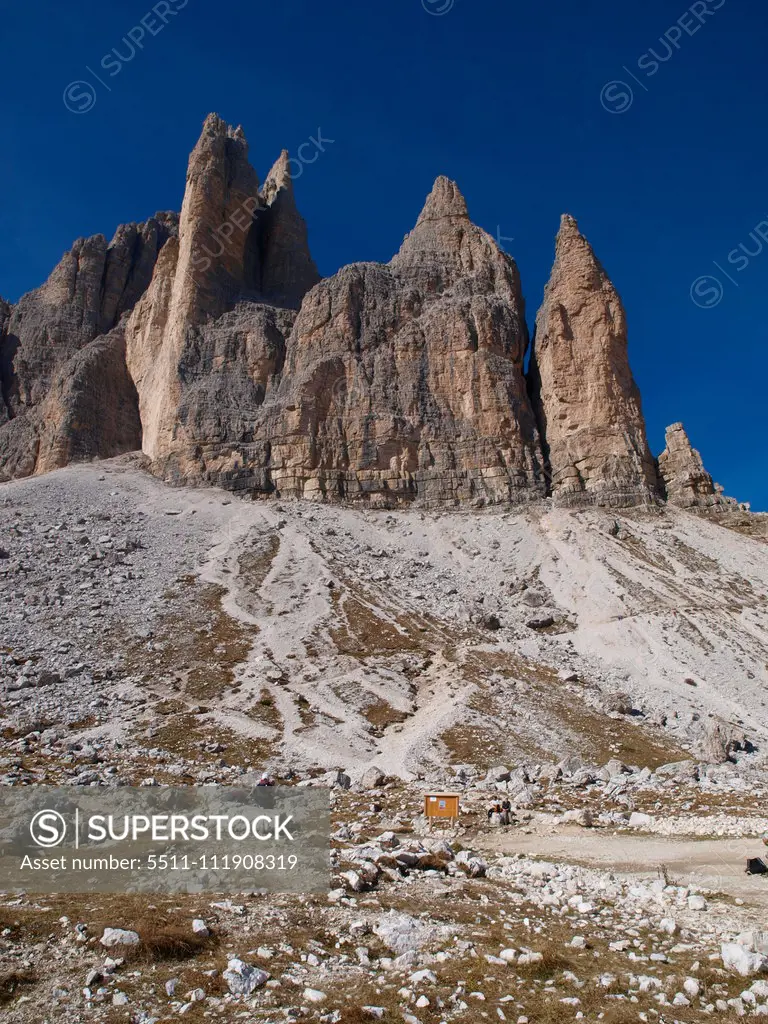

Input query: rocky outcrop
[140,164,546,505]
[125,115,316,474]
[0,329,141,482]
[528,216,659,507]
[0,215,175,479]
[259,150,320,308]
[2,217,175,417]
[657,422,723,509]
[0,114,738,513]
[257,176,546,505]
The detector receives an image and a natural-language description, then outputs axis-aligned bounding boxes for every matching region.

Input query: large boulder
[223,958,270,996]
[359,766,387,790]
[722,942,768,977]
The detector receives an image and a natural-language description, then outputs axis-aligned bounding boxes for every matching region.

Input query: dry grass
[0,970,36,1005]
[120,916,216,963]
[116,581,256,702]
[144,713,274,773]
[440,719,522,768]
[363,698,410,732]
[435,643,690,774]
[238,534,280,593]
[247,688,283,730]
[330,592,428,658]
[0,872,759,1024]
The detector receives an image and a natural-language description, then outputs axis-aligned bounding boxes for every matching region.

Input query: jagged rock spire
[261,150,292,206]
[259,149,320,309]
[414,175,470,224]
[657,422,724,508]
[177,112,263,322]
[529,215,659,507]
[394,176,470,261]
[124,115,320,466]
[392,176,525,309]
[125,114,267,461]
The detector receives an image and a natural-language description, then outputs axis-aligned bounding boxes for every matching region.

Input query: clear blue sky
[2,0,766,508]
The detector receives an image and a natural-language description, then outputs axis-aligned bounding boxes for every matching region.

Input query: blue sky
[2,0,766,508]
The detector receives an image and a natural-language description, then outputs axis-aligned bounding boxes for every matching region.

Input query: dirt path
[477,828,768,907]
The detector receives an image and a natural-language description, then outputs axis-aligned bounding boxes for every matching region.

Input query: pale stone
[100,928,140,948]
[529,215,658,507]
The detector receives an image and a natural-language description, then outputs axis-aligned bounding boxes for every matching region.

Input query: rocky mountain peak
[261,150,292,206]
[391,176,522,312]
[529,217,659,506]
[101,214,178,331]
[259,149,320,309]
[177,115,262,321]
[189,113,258,201]
[658,422,724,509]
[0,115,745,515]
[551,213,611,292]
[122,114,321,465]
[415,176,470,225]
[0,210,174,480]
[256,168,544,507]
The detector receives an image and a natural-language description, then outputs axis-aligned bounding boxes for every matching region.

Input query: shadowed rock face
[2,217,176,416]
[658,422,723,509]
[0,329,141,483]
[259,150,320,309]
[0,215,176,478]
[528,216,659,507]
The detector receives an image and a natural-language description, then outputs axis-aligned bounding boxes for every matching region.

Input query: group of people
[487,800,513,826]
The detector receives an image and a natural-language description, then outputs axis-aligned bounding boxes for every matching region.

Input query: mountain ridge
[0,114,745,514]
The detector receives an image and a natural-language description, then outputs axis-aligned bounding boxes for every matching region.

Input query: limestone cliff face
[258,176,545,505]
[0,114,738,512]
[124,116,317,474]
[529,216,659,507]
[127,156,544,505]
[259,151,320,309]
[658,422,724,509]
[0,329,141,483]
[2,218,175,416]
[0,215,175,479]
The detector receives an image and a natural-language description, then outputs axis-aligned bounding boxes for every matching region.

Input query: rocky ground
[1,782,768,1024]
[1,459,767,1022]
